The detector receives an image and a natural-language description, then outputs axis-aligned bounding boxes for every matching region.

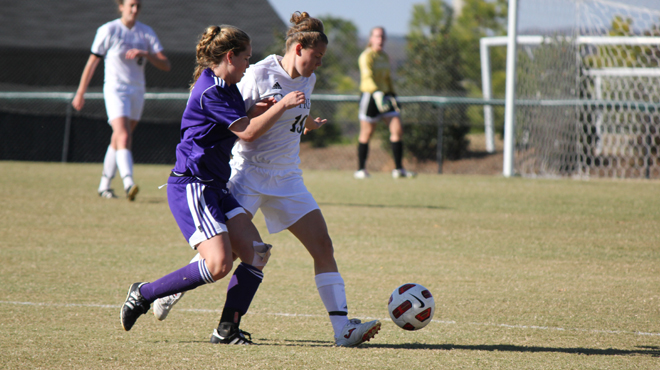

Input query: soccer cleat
[126,184,139,201]
[120,282,151,331]
[98,189,118,199]
[353,169,371,179]
[334,318,381,347]
[210,323,254,345]
[392,169,417,179]
[153,292,184,321]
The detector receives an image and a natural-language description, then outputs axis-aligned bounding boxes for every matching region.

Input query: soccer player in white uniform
[72,0,170,201]
[155,11,381,347]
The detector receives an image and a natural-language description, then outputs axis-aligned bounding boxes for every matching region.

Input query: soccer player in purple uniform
[156,11,381,347]
[73,0,171,201]
[119,25,305,344]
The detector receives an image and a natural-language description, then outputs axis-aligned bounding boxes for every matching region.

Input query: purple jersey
[173,68,247,183]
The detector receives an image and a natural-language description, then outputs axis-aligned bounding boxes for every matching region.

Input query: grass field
[1,161,659,369]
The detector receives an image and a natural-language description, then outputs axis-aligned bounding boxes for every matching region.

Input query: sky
[268,0,660,39]
[268,0,427,38]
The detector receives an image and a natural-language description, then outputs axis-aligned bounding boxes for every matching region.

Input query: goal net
[514,0,660,179]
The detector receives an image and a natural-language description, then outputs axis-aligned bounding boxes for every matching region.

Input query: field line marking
[2,300,659,337]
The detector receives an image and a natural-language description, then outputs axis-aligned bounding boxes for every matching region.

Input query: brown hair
[191,25,251,89]
[367,26,386,48]
[116,0,140,12]
[285,11,328,52]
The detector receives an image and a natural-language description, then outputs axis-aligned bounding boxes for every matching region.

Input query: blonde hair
[285,11,328,52]
[191,25,251,90]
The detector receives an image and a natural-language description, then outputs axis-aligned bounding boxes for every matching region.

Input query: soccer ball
[388,283,435,330]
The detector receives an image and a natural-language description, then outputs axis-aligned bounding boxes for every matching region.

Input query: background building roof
[1,0,286,54]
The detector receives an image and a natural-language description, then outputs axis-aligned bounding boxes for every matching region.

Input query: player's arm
[125,49,171,71]
[385,55,395,95]
[303,116,328,135]
[358,52,378,93]
[230,91,306,142]
[72,54,102,111]
[246,97,277,119]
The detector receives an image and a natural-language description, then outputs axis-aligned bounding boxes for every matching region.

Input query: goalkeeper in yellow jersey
[355,26,415,179]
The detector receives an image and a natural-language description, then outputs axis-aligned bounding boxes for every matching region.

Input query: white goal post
[482,33,660,178]
[492,0,660,179]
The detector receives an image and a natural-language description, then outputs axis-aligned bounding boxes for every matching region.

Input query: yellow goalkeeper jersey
[358,47,395,94]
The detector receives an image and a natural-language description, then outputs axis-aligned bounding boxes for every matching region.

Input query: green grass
[1,161,659,369]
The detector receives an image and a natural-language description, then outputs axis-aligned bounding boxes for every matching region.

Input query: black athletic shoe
[210,323,253,345]
[120,282,150,331]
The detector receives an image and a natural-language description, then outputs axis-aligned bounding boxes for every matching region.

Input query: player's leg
[385,115,416,179]
[152,252,200,321]
[355,92,379,179]
[209,209,270,345]
[288,210,381,346]
[123,87,144,200]
[356,120,376,179]
[121,181,234,331]
[104,85,140,200]
[121,233,232,331]
[112,117,140,200]
[98,144,118,198]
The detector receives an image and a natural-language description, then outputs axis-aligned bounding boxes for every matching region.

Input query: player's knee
[112,131,130,147]
[205,257,233,281]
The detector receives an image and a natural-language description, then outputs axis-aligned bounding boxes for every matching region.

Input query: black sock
[391,141,403,169]
[358,142,369,170]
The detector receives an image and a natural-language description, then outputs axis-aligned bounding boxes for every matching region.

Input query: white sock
[315,272,349,338]
[115,149,135,190]
[98,145,116,192]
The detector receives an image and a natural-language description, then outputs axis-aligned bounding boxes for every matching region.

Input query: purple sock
[221,263,263,319]
[140,259,214,302]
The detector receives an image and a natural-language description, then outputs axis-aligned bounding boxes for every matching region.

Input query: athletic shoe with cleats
[392,169,417,179]
[335,318,381,347]
[353,169,371,179]
[153,292,184,321]
[210,323,254,345]
[126,184,139,201]
[98,189,118,199]
[120,282,151,331]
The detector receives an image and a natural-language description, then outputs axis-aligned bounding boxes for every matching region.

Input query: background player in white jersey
[72,0,170,200]
[355,26,415,179]
[155,11,381,347]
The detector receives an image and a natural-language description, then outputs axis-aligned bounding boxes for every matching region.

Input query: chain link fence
[1,0,492,175]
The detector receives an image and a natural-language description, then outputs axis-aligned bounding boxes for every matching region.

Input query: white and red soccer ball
[388,283,435,330]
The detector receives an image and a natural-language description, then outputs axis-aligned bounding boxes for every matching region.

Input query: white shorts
[228,162,319,234]
[103,83,145,123]
[358,92,400,123]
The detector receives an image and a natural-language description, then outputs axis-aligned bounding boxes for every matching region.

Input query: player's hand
[247,97,277,118]
[125,49,147,60]
[279,91,306,110]
[303,117,327,135]
[71,93,85,111]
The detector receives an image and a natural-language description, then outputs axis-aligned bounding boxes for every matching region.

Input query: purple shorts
[167,175,245,248]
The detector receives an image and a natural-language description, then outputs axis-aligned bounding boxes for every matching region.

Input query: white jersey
[91,19,163,88]
[233,55,316,168]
